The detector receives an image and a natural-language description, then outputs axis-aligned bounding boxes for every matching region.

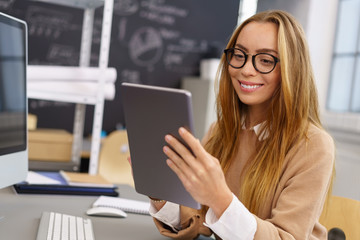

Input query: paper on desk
[93,196,150,215]
[26,171,62,185]
[60,171,114,188]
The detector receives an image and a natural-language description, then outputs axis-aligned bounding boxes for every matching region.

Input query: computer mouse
[86,207,127,218]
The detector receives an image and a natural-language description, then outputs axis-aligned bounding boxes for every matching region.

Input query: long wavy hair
[204,10,324,214]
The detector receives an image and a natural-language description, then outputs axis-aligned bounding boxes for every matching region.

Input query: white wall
[306,0,338,112]
[257,0,311,30]
[306,0,360,201]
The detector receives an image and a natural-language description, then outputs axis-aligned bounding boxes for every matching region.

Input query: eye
[234,53,245,60]
[233,49,245,61]
[257,54,275,66]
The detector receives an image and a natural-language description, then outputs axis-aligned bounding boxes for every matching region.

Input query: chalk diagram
[128,27,163,69]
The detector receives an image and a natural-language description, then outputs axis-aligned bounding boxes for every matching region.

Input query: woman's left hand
[163,127,233,217]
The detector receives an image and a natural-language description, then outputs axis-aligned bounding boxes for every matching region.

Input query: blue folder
[13,171,118,197]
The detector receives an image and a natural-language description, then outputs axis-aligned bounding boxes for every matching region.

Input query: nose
[241,57,257,76]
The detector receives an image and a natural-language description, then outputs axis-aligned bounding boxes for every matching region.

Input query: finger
[163,145,192,174]
[166,158,186,182]
[165,134,196,165]
[164,144,203,187]
[166,158,199,192]
[178,127,206,160]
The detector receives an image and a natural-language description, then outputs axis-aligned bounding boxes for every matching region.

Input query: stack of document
[13,171,118,196]
[27,65,117,100]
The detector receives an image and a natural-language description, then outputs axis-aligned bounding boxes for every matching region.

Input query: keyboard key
[36,212,95,240]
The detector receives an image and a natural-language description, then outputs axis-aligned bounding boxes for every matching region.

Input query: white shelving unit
[28,0,114,174]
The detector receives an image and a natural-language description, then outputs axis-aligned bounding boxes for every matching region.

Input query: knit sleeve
[152,206,212,239]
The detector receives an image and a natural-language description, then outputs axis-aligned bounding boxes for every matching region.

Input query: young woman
[149,10,335,239]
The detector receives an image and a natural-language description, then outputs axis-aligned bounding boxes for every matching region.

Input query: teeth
[241,83,262,89]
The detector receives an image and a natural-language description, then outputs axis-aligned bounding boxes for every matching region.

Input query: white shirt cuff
[204,194,257,240]
[149,201,181,232]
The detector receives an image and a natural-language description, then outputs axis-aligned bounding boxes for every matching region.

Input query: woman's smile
[239,80,264,92]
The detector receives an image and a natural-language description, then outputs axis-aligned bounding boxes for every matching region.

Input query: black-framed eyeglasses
[224,48,280,74]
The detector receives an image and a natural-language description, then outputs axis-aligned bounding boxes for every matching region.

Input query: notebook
[60,171,114,188]
[92,196,150,215]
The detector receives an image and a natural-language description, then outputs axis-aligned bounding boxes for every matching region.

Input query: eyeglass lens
[225,48,277,74]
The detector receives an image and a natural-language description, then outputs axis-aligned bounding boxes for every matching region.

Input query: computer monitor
[0,12,28,189]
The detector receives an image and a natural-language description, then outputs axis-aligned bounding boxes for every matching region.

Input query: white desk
[0,184,167,240]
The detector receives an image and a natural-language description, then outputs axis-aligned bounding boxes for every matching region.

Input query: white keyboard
[36,212,95,240]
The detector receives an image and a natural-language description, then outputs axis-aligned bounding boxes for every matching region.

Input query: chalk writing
[118,17,127,41]
[113,0,139,16]
[159,28,180,40]
[139,0,188,26]
[120,69,141,83]
[141,0,188,18]
[0,0,14,10]
[47,44,79,65]
[26,6,81,39]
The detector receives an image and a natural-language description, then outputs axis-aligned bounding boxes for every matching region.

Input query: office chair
[98,130,134,187]
[320,195,360,240]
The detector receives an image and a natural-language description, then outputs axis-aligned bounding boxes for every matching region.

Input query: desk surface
[0,184,167,240]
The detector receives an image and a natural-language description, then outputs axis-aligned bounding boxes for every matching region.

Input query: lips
[240,83,263,89]
[239,81,263,92]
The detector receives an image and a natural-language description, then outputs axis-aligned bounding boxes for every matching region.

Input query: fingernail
[179,127,185,134]
[165,135,171,141]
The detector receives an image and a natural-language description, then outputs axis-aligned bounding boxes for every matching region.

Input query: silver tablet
[121,82,201,209]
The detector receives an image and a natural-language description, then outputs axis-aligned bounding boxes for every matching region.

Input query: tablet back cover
[121,83,200,209]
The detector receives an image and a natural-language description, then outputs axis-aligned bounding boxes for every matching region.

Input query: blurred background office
[1,0,358,201]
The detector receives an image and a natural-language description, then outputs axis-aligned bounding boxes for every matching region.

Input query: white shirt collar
[241,119,268,141]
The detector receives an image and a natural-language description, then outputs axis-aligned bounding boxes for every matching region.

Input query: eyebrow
[235,43,278,55]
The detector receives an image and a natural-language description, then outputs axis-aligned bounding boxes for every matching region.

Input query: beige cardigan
[153,124,335,239]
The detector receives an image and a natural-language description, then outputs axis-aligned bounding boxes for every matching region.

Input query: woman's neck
[246,105,268,129]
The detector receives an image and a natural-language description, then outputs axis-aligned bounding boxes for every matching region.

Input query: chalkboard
[0,0,239,136]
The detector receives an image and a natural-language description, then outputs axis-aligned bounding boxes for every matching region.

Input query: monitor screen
[0,12,28,189]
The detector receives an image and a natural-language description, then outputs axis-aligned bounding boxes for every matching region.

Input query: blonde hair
[204,10,324,214]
